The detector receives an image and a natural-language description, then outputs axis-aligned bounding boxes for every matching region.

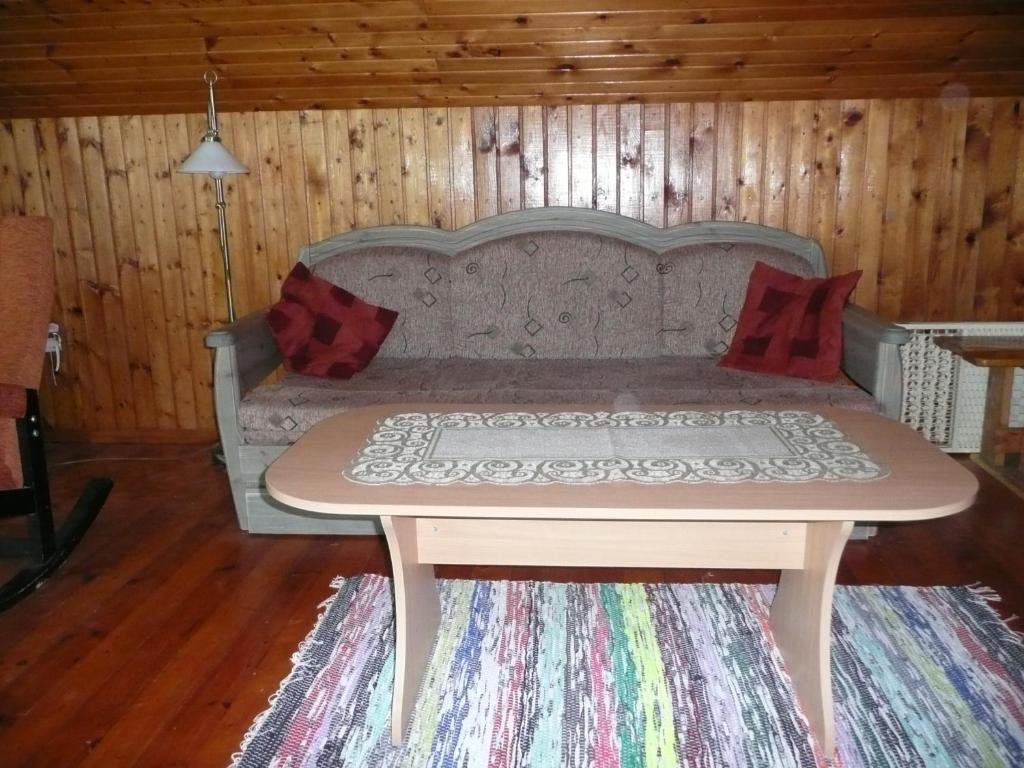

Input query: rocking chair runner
[0,216,111,611]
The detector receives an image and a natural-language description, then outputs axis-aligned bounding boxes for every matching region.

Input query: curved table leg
[769,519,853,759]
[380,515,441,746]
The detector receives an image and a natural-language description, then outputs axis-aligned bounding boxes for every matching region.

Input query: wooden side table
[933,336,1024,467]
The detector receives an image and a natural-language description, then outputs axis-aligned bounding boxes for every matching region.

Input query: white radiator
[898,322,1024,452]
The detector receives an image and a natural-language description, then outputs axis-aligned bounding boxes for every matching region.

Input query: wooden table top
[933,335,1024,367]
[265,404,978,523]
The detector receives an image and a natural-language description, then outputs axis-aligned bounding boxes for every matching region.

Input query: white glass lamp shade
[178,137,248,178]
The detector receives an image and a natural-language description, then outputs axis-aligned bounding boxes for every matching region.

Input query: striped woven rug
[232,575,1024,767]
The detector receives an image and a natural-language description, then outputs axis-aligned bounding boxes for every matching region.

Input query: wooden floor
[0,442,1021,767]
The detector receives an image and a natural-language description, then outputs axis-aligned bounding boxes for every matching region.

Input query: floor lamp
[177,71,249,323]
[178,72,248,464]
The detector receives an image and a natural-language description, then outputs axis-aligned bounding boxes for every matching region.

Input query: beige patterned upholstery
[309,232,821,363]
[247,225,874,447]
[658,242,816,357]
[450,233,662,359]
[206,210,918,535]
[310,245,453,358]
[239,358,876,445]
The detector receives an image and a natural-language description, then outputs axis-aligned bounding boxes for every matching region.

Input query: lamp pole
[214,179,235,323]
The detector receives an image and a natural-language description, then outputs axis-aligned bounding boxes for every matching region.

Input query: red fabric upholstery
[718,261,861,381]
[267,263,399,379]
[0,216,55,489]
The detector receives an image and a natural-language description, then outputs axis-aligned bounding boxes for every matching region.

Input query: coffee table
[265,404,977,755]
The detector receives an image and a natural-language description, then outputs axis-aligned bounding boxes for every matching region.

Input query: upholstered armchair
[0,216,111,610]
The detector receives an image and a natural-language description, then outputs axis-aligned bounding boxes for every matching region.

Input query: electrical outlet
[45,322,61,353]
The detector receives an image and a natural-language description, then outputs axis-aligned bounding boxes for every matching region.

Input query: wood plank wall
[1,97,1022,439]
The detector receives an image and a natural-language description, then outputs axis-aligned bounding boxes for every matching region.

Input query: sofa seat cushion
[238,357,878,445]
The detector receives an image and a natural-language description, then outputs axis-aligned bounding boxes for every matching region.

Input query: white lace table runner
[343,410,888,485]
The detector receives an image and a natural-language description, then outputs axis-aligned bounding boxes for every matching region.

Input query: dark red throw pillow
[718,261,861,381]
[266,263,398,379]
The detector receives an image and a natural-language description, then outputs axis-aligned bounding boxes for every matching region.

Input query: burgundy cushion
[718,261,861,381]
[266,263,399,379]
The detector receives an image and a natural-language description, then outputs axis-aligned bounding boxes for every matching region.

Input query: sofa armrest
[204,311,282,528]
[205,310,282,400]
[841,305,910,420]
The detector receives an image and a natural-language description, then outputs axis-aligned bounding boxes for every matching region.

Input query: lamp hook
[203,70,220,136]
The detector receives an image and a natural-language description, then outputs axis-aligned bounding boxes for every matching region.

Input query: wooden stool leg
[769,519,853,758]
[981,367,1017,467]
[380,515,440,746]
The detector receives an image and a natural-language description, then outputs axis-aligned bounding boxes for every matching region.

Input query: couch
[206,208,909,535]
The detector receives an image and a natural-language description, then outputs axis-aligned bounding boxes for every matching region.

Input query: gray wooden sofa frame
[206,208,909,536]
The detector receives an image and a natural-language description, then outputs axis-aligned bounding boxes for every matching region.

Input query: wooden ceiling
[1,1,1023,117]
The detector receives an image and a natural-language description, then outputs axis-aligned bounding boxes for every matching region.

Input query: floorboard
[0,442,1020,767]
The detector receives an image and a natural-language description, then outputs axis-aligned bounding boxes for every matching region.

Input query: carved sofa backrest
[302,209,823,360]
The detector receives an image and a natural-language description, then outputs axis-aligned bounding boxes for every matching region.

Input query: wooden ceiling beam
[2,13,1022,48]
[4,28,1020,63]
[6,47,1022,86]
[4,69,1019,105]
[7,58,1021,95]
[0,5,1018,40]
[1,0,1018,11]
[1,0,1018,27]
[3,85,1017,119]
